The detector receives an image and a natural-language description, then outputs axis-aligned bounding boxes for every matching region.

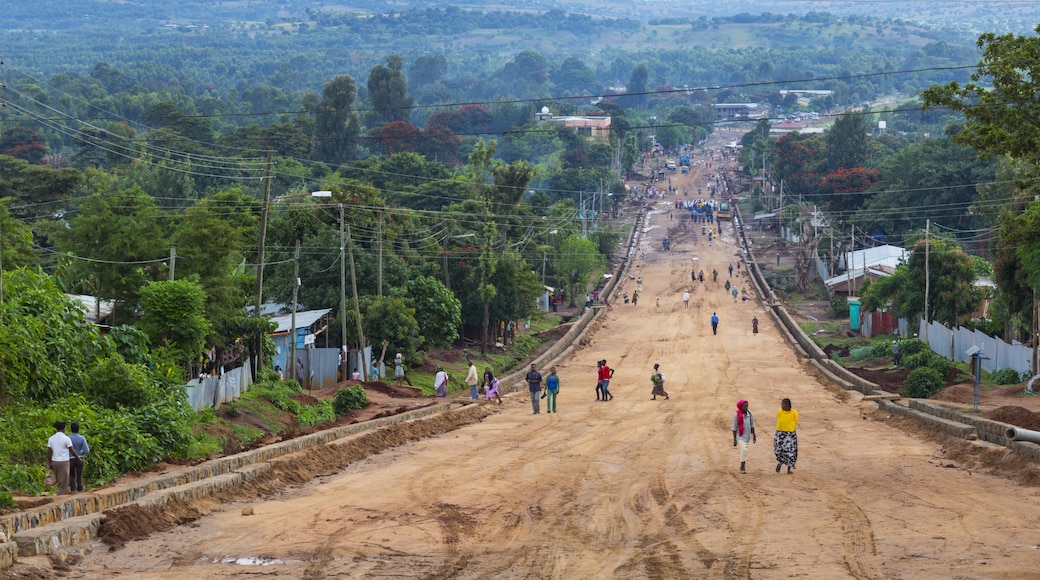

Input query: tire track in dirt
[819,487,885,579]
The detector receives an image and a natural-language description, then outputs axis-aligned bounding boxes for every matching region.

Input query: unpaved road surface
[69,142,1040,579]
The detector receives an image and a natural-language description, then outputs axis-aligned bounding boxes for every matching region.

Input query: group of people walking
[46,421,90,495]
[732,398,798,474]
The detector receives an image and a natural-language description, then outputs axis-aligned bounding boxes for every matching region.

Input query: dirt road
[69,144,1040,579]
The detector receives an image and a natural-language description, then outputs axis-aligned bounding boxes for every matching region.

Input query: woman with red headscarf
[732,400,756,473]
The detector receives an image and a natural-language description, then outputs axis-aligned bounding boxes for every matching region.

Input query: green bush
[297,400,335,426]
[903,367,945,398]
[243,381,302,413]
[899,338,929,357]
[991,368,1025,385]
[511,335,541,357]
[333,386,370,415]
[849,346,873,360]
[870,341,893,358]
[903,351,952,378]
[0,490,13,509]
[0,463,48,496]
[902,351,935,370]
[830,295,849,318]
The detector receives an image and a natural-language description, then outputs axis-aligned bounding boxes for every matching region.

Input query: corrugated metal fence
[183,360,253,411]
[920,319,1032,375]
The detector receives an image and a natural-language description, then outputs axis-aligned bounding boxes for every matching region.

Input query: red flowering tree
[1,125,47,164]
[370,120,421,155]
[817,167,879,214]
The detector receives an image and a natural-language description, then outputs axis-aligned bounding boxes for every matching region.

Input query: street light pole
[345,219,367,380]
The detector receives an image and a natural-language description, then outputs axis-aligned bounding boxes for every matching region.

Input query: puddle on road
[217,556,293,566]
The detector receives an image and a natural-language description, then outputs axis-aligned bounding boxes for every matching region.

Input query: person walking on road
[683,291,690,308]
[526,364,543,414]
[434,366,449,397]
[483,367,501,405]
[728,263,733,277]
[68,422,90,492]
[732,400,757,474]
[650,364,669,400]
[732,287,739,302]
[544,366,560,413]
[466,361,479,400]
[774,398,798,474]
[47,421,81,495]
[711,312,719,335]
[597,359,615,401]
[752,316,759,334]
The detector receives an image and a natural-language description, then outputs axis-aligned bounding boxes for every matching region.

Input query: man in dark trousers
[711,312,719,335]
[526,364,543,414]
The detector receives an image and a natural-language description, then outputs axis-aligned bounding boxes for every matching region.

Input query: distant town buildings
[535,107,611,141]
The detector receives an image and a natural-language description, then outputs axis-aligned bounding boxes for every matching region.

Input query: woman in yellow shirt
[774,398,798,474]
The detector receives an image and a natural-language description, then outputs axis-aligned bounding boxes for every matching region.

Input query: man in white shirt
[466,361,479,400]
[47,421,81,495]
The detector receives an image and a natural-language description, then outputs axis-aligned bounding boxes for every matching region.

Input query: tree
[171,188,260,329]
[557,235,603,307]
[368,120,421,155]
[139,279,211,368]
[409,54,447,92]
[367,54,414,126]
[403,275,461,348]
[0,126,47,164]
[313,74,361,165]
[0,270,105,403]
[552,56,598,94]
[0,198,39,269]
[921,27,1040,172]
[363,297,422,363]
[625,62,650,109]
[861,236,977,327]
[823,112,869,173]
[53,187,168,323]
[468,140,499,354]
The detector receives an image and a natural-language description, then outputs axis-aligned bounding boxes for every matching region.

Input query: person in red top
[597,359,615,401]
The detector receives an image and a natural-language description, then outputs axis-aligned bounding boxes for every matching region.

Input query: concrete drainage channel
[0,209,649,571]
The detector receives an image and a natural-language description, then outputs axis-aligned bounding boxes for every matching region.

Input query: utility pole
[924,219,931,342]
[542,250,547,287]
[339,204,348,382]
[254,149,274,315]
[168,246,176,281]
[443,233,451,292]
[850,224,856,296]
[376,210,383,297]
[290,239,300,382]
[253,149,274,378]
[345,220,368,380]
[1033,288,1038,377]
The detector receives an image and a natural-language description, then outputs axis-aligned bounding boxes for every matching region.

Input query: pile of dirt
[846,366,910,392]
[930,384,977,404]
[985,406,1040,431]
[364,381,424,398]
[99,500,204,550]
[823,344,850,358]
